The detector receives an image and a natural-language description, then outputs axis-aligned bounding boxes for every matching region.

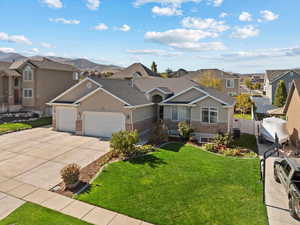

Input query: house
[0,57,78,115]
[264,69,300,104]
[185,69,240,96]
[169,68,189,78]
[48,77,235,142]
[112,63,159,79]
[283,79,300,147]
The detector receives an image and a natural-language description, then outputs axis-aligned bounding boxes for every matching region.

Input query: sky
[0,0,300,73]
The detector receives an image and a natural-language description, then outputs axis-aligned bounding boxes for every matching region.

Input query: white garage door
[83,111,125,137]
[57,107,77,133]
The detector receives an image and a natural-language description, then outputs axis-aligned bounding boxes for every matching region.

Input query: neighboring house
[240,73,264,84]
[169,68,189,78]
[0,57,78,115]
[264,69,300,104]
[283,79,300,147]
[112,63,159,79]
[185,69,240,97]
[48,77,235,142]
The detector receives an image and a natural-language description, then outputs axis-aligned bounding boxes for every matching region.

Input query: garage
[56,107,77,133]
[83,111,126,137]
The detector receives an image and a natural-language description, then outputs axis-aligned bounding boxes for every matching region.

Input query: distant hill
[0,51,122,72]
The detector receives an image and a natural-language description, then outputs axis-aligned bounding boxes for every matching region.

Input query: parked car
[274,157,300,219]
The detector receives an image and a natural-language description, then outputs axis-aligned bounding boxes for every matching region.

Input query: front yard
[77,143,267,225]
[0,117,52,134]
[0,203,91,225]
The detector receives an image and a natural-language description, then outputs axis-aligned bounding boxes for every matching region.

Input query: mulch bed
[52,151,117,197]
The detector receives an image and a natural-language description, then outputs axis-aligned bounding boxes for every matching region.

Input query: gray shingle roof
[266,69,300,82]
[186,69,239,80]
[90,78,151,106]
[10,57,77,72]
[0,61,20,77]
[89,77,235,106]
[112,63,159,79]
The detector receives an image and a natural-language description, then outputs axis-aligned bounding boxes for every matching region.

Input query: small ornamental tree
[235,94,253,114]
[110,130,139,157]
[60,163,80,189]
[151,61,158,73]
[274,80,287,107]
[178,122,193,140]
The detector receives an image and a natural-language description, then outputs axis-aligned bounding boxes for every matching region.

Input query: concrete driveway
[0,127,109,190]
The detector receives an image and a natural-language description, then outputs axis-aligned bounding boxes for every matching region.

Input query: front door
[14,89,20,104]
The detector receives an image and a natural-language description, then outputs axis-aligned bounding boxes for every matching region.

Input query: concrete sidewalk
[0,178,153,225]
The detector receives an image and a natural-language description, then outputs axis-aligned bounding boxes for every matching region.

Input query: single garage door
[57,107,77,133]
[83,111,125,137]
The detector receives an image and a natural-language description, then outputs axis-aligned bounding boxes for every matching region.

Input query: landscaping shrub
[60,163,80,189]
[149,122,168,145]
[203,143,218,153]
[178,122,193,140]
[213,134,233,148]
[110,130,139,157]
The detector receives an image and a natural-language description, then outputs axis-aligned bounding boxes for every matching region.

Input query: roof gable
[112,63,159,79]
[283,79,300,113]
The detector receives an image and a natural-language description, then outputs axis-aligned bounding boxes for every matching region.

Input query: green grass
[233,133,258,153]
[234,113,252,120]
[0,203,91,225]
[0,117,52,134]
[77,143,267,225]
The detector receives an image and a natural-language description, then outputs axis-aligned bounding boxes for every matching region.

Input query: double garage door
[56,107,125,138]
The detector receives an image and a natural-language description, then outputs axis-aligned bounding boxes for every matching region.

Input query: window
[200,137,214,143]
[23,88,33,98]
[73,72,79,81]
[226,79,234,88]
[201,107,218,124]
[23,66,33,81]
[171,106,189,121]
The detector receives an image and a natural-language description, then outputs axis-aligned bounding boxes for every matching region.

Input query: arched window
[23,66,33,81]
[152,94,163,103]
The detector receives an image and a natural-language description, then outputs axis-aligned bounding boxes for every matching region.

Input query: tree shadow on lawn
[128,154,167,168]
[160,142,185,152]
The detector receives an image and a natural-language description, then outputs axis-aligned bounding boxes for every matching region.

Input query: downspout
[130,108,135,130]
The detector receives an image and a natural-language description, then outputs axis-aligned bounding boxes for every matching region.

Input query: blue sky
[0,0,300,73]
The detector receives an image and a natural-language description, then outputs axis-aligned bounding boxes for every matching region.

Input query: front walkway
[0,180,153,224]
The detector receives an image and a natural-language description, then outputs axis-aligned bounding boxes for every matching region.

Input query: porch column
[8,76,14,105]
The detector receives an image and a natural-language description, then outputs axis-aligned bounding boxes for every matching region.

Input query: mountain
[0,51,122,72]
[0,52,26,62]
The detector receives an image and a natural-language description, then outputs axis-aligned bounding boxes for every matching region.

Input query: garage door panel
[57,107,76,133]
[83,112,125,137]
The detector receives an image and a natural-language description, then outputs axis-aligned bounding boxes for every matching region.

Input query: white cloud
[0,47,15,53]
[231,25,259,39]
[152,6,182,16]
[127,49,182,56]
[134,0,200,7]
[41,42,54,48]
[239,12,252,22]
[41,0,62,8]
[49,18,80,24]
[117,24,131,32]
[31,48,40,53]
[219,12,228,18]
[220,46,300,61]
[209,0,223,7]
[145,28,225,51]
[0,32,32,45]
[168,41,226,51]
[259,10,279,22]
[181,17,230,33]
[86,0,100,10]
[94,23,108,30]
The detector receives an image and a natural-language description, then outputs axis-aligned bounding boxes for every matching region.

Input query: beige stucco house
[0,57,78,115]
[283,79,300,147]
[48,77,235,142]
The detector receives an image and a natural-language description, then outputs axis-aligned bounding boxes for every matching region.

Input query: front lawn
[77,143,267,225]
[0,203,91,225]
[234,113,252,120]
[0,117,52,134]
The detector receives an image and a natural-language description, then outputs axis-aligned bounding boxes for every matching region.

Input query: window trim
[23,88,33,99]
[225,79,234,88]
[23,66,33,81]
[171,106,179,121]
[201,107,219,124]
